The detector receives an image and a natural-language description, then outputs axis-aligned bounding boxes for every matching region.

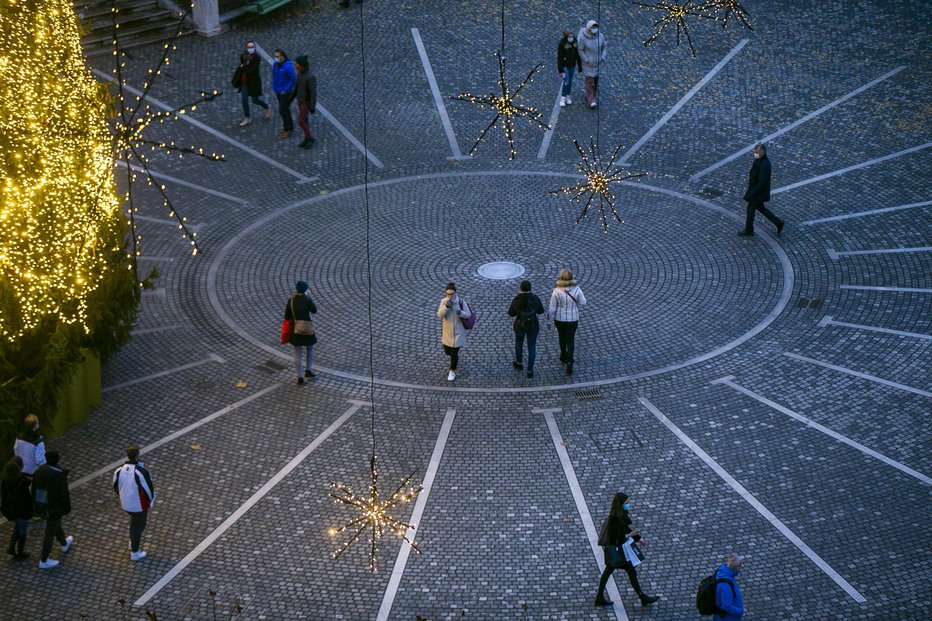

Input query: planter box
[47,349,101,438]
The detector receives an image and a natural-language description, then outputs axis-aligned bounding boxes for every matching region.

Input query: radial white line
[801,199,932,225]
[116,160,248,204]
[772,141,932,194]
[252,44,384,169]
[91,68,314,183]
[537,83,564,160]
[411,27,466,160]
[711,376,931,484]
[102,353,225,393]
[783,352,932,398]
[377,408,457,621]
[131,324,186,336]
[134,400,369,608]
[818,315,932,341]
[690,66,906,181]
[540,408,629,621]
[132,214,205,232]
[827,246,932,259]
[618,39,748,166]
[71,383,283,490]
[638,397,868,603]
[841,285,932,294]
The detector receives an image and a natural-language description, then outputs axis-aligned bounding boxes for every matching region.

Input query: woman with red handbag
[283,280,318,385]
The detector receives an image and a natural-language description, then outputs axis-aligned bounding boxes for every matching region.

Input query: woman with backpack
[548,268,586,375]
[1,457,32,560]
[595,492,659,607]
[436,282,472,381]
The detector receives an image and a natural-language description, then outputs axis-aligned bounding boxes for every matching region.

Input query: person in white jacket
[12,414,46,477]
[577,20,607,108]
[549,268,586,375]
[436,282,472,381]
[113,445,155,561]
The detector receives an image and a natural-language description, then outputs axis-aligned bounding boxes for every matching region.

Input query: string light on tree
[701,0,753,30]
[633,0,717,57]
[450,52,549,160]
[549,139,647,233]
[328,455,422,572]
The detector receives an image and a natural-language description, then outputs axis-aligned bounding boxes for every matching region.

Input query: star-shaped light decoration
[550,139,647,232]
[101,2,224,273]
[328,455,423,572]
[633,1,717,57]
[701,0,753,30]
[450,52,549,159]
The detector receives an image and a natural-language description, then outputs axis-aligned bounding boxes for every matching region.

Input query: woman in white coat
[549,268,586,375]
[436,282,472,381]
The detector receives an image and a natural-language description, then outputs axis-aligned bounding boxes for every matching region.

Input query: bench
[245,0,296,15]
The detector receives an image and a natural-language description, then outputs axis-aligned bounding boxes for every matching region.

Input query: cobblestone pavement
[2,1,930,619]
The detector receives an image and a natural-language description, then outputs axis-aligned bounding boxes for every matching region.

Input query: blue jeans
[561,65,576,97]
[8,518,27,555]
[240,85,269,118]
[293,344,315,377]
[514,328,539,373]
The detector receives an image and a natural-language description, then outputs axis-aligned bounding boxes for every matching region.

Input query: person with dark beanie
[293,56,317,149]
[508,280,544,378]
[284,280,318,384]
[32,451,73,569]
[595,492,659,607]
[2,457,33,560]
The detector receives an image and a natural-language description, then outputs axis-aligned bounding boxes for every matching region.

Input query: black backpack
[696,570,735,616]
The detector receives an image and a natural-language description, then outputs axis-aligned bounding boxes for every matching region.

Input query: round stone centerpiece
[477,261,526,280]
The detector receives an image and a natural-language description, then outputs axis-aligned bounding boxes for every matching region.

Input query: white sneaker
[60,536,73,553]
[566,95,572,104]
[239,118,251,127]
[131,550,148,562]
[447,371,456,381]
[263,106,273,119]
[590,101,597,109]
[559,96,566,107]
[38,558,60,569]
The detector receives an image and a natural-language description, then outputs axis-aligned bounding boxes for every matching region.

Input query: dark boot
[594,594,612,606]
[640,594,659,606]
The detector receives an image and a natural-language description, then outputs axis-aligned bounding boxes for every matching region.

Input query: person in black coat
[235,40,271,127]
[595,492,659,607]
[739,143,784,236]
[293,56,318,149]
[284,280,318,385]
[2,457,33,560]
[507,280,545,378]
[557,30,582,107]
[32,451,74,569]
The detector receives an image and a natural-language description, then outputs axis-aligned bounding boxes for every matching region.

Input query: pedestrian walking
[577,20,606,108]
[2,457,33,561]
[293,56,317,149]
[595,492,659,607]
[32,451,73,569]
[232,40,272,127]
[113,445,155,562]
[284,280,318,384]
[556,29,582,107]
[272,49,297,138]
[738,144,784,237]
[713,554,745,620]
[436,282,472,382]
[548,268,586,375]
[508,280,544,378]
[12,413,46,478]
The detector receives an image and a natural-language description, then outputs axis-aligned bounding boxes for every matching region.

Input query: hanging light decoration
[702,0,753,30]
[633,0,717,57]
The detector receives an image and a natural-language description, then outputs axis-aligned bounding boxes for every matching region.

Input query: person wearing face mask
[233,41,272,127]
[739,143,784,237]
[436,282,472,381]
[577,20,607,109]
[595,492,660,607]
[556,30,582,107]
[293,56,318,149]
[271,49,297,138]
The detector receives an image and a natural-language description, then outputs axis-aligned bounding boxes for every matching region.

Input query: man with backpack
[32,451,74,569]
[697,553,745,619]
[508,280,544,379]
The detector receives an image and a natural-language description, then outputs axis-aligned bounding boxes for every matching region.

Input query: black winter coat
[508,292,544,332]
[284,293,318,346]
[32,465,71,519]
[238,53,263,97]
[600,511,641,547]
[294,70,317,111]
[1,473,32,521]
[556,38,582,72]
[744,155,771,203]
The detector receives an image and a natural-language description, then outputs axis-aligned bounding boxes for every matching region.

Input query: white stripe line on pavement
[638,397,868,603]
[827,246,932,259]
[71,383,284,490]
[840,285,932,294]
[540,408,630,621]
[772,141,932,194]
[537,82,564,160]
[690,66,906,181]
[102,354,225,393]
[711,376,932,485]
[132,214,205,232]
[411,28,467,160]
[783,352,932,398]
[801,199,932,225]
[377,408,457,621]
[817,315,932,341]
[134,400,370,608]
[91,68,315,184]
[620,39,748,166]
[254,44,383,169]
[116,160,248,204]
[131,324,187,336]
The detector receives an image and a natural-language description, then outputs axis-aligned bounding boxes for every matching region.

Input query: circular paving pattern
[209,171,791,391]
